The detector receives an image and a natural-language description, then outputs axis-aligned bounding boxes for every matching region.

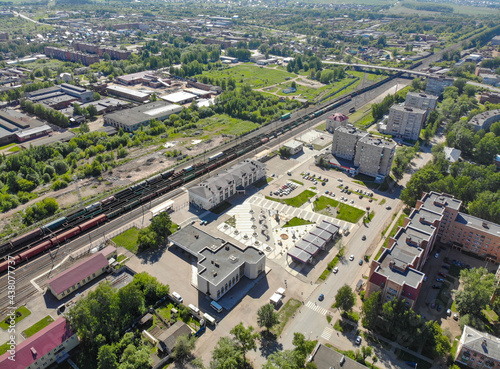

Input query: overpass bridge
[322,60,430,77]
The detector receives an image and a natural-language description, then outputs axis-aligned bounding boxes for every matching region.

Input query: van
[210,300,223,313]
[188,304,200,314]
[172,292,183,303]
[203,312,216,325]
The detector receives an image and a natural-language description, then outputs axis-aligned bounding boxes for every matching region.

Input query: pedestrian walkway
[305,300,329,316]
[321,326,334,341]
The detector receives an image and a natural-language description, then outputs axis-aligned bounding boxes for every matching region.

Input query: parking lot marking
[321,327,334,341]
[306,301,328,316]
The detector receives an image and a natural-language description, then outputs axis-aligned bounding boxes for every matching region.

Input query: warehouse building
[25,83,93,108]
[116,70,156,85]
[385,105,426,142]
[160,91,198,105]
[189,159,266,210]
[106,84,151,102]
[0,109,45,146]
[169,224,265,301]
[103,101,183,132]
[0,317,79,369]
[46,246,116,300]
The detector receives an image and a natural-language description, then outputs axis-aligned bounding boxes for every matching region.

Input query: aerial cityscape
[0,0,500,368]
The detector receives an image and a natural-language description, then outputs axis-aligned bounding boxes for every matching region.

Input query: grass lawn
[484,306,499,322]
[314,195,339,212]
[0,341,10,355]
[196,64,296,89]
[0,306,31,330]
[283,217,315,228]
[316,122,327,131]
[273,298,301,336]
[112,227,140,253]
[266,190,316,208]
[8,146,20,153]
[354,112,375,128]
[0,143,16,150]
[290,179,304,185]
[197,114,259,137]
[380,199,386,205]
[314,196,365,223]
[22,316,54,338]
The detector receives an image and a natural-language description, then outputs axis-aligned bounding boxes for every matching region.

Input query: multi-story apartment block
[44,46,99,66]
[405,91,438,112]
[354,135,396,179]
[73,42,132,60]
[469,109,500,132]
[425,74,454,97]
[189,159,266,210]
[366,192,500,307]
[455,325,500,369]
[385,105,426,141]
[331,125,366,161]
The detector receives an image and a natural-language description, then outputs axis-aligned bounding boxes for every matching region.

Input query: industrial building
[168,224,266,301]
[330,125,396,181]
[365,192,500,308]
[425,74,454,97]
[44,46,100,66]
[0,317,79,369]
[325,112,349,132]
[46,246,116,300]
[116,70,156,85]
[0,109,46,146]
[188,159,266,210]
[25,83,94,109]
[404,92,438,112]
[385,105,426,142]
[160,91,198,105]
[106,84,151,102]
[468,109,500,132]
[103,101,183,132]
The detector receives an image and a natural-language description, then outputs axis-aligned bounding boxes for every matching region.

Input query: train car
[131,181,148,192]
[0,258,13,273]
[146,175,162,185]
[79,214,107,232]
[66,208,86,222]
[85,202,101,213]
[107,207,124,219]
[18,240,52,261]
[50,227,81,245]
[261,137,269,144]
[184,173,196,181]
[281,112,291,121]
[208,152,224,162]
[124,198,141,211]
[101,196,116,206]
[140,192,156,203]
[42,217,67,233]
[161,169,175,179]
[183,165,194,173]
[10,228,44,248]
[114,188,132,199]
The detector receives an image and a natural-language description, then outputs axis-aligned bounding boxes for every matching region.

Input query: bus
[210,300,223,313]
[203,313,216,325]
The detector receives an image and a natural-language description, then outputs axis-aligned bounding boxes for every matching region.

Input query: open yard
[197,114,259,138]
[266,190,316,208]
[314,196,365,223]
[273,298,302,336]
[112,227,140,253]
[283,217,315,228]
[0,306,31,330]
[22,315,54,338]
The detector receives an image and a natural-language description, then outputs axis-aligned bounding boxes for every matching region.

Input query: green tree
[118,344,152,369]
[361,346,373,361]
[292,332,316,367]
[150,212,173,244]
[209,337,244,369]
[333,284,356,313]
[423,321,451,358]
[454,267,495,317]
[171,334,196,364]
[257,304,280,332]
[230,323,259,362]
[93,92,101,101]
[361,291,381,330]
[98,345,118,369]
[263,350,300,369]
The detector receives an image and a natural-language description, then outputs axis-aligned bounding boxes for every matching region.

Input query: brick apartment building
[73,42,131,60]
[366,192,500,307]
[44,46,99,66]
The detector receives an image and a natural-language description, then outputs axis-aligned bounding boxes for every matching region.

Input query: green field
[197,114,259,138]
[283,217,315,228]
[22,316,54,338]
[0,306,31,330]
[266,190,316,208]
[196,64,296,89]
[314,196,366,223]
[112,227,140,253]
[0,341,10,355]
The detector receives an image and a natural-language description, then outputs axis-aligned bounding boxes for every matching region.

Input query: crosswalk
[321,327,334,341]
[305,300,329,316]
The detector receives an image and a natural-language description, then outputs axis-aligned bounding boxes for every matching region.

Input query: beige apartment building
[405,91,438,112]
[331,125,365,160]
[385,105,427,141]
[354,135,395,179]
[425,74,454,96]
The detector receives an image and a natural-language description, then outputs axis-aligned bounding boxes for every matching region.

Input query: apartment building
[189,159,266,210]
[405,91,438,112]
[73,42,131,60]
[455,325,500,369]
[354,135,396,179]
[330,125,396,181]
[385,105,426,141]
[468,109,500,132]
[425,74,454,97]
[44,46,100,66]
[366,191,500,307]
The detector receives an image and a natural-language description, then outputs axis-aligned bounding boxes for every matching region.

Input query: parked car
[349,255,355,261]
[442,265,450,270]
[434,253,439,258]
[362,235,366,241]
[438,272,447,278]
[447,309,452,317]
[453,313,459,321]
[432,285,440,289]
[318,294,324,301]
[333,267,338,274]
[436,278,444,282]
[355,336,362,345]
[359,259,363,266]
[386,206,392,210]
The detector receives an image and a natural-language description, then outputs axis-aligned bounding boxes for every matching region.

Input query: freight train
[0,62,423,273]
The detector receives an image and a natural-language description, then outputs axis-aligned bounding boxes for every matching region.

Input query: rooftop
[47,252,109,295]
[284,139,303,149]
[0,317,76,369]
[168,224,224,255]
[335,124,367,138]
[390,104,426,114]
[311,343,367,369]
[469,109,500,128]
[328,112,348,121]
[117,70,154,82]
[420,192,462,213]
[104,101,183,127]
[455,213,500,238]
[406,91,438,100]
[107,84,151,98]
[460,325,500,361]
[375,243,424,288]
[443,146,461,163]
[358,135,396,149]
[160,91,197,104]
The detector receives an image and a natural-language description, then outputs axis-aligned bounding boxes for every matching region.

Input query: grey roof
[358,135,396,149]
[317,220,339,235]
[469,109,500,130]
[335,124,367,138]
[310,227,333,241]
[157,321,192,353]
[390,104,426,115]
[104,101,183,127]
[460,325,500,361]
[287,247,311,263]
[295,240,319,256]
[407,208,439,235]
[21,131,75,147]
[421,192,462,213]
[168,224,224,256]
[443,146,461,162]
[311,343,367,369]
[302,234,327,248]
[455,213,500,238]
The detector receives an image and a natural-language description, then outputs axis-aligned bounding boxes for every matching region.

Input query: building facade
[189,159,266,210]
[385,105,426,141]
[44,46,100,66]
[425,74,454,97]
[405,91,438,112]
[455,325,500,369]
[469,110,500,132]
[325,112,349,132]
[331,125,366,161]
[283,139,303,155]
[0,317,79,369]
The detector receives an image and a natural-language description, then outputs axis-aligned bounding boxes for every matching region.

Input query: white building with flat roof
[160,91,197,105]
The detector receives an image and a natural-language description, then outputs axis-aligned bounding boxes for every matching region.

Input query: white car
[333,267,339,274]
[355,336,362,345]
[349,255,354,261]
